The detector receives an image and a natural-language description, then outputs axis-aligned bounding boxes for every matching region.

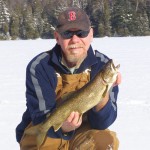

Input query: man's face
[54,28,93,67]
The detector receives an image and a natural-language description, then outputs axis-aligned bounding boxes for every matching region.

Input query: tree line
[0,0,150,40]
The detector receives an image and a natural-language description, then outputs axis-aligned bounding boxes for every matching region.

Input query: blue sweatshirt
[16,44,119,143]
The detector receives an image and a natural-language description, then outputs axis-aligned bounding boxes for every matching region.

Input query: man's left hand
[113,72,121,86]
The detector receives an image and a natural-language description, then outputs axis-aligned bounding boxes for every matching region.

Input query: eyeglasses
[60,30,90,39]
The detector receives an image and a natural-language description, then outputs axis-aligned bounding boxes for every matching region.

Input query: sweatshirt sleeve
[88,85,119,129]
[26,53,56,125]
[26,53,74,140]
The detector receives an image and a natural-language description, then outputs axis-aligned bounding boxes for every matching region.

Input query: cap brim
[57,22,90,33]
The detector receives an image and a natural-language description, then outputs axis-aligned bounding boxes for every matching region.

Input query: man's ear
[54,31,59,44]
[90,28,94,42]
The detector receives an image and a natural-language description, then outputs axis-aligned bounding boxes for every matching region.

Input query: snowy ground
[0,36,150,150]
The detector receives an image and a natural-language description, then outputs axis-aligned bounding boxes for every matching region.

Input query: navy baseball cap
[56,7,91,33]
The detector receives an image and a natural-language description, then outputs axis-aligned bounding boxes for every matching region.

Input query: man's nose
[71,34,80,42]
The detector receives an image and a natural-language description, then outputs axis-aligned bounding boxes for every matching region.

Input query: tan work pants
[20,123,119,150]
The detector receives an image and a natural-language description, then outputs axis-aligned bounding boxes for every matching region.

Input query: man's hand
[61,111,82,133]
[113,72,121,86]
[95,72,122,112]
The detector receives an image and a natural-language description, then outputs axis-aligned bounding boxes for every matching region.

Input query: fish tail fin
[24,124,41,135]
[24,124,47,147]
[37,132,47,148]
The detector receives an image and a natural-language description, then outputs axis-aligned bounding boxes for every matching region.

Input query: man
[16,7,121,150]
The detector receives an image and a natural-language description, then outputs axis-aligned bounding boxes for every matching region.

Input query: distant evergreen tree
[41,0,70,38]
[111,0,131,36]
[103,0,111,36]
[0,0,10,40]
[20,2,39,39]
[40,0,58,39]
[146,0,150,28]
[0,0,150,40]
[140,14,150,35]
[128,0,150,36]
[71,0,81,8]
[87,0,111,37]
[70,0,88,9]
[31,0,43,36]
[41,10,54,39]
[98,23,105,36]
[140,11,150,35]
[9,14,20,39]
[88,0,104,37]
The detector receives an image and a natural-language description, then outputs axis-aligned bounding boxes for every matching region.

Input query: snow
[0,36,150,150]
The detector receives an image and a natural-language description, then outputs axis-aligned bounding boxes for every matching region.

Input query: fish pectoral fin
[53,123,63,132]
[24,124,47,148]
[102,85,109,98]
[102,85,113,98]
[78,113,83,123]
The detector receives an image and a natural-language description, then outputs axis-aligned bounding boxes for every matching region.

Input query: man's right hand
[61,111,82,133]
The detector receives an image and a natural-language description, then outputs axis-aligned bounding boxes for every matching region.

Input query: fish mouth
[101,59,120,84]
[111,59,120,71]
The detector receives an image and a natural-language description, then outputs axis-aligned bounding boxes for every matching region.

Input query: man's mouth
[68,44,83,49]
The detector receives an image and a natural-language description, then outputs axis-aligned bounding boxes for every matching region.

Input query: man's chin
[69,48,82,54]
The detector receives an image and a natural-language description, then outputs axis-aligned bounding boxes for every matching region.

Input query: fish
[24,59,120,147]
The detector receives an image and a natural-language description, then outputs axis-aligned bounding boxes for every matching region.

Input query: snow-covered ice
[0,36,150,150]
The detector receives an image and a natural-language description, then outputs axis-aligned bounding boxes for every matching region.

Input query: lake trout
[24,59,120,147]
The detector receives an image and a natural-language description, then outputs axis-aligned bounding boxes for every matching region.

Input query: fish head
[101,59,120,84]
